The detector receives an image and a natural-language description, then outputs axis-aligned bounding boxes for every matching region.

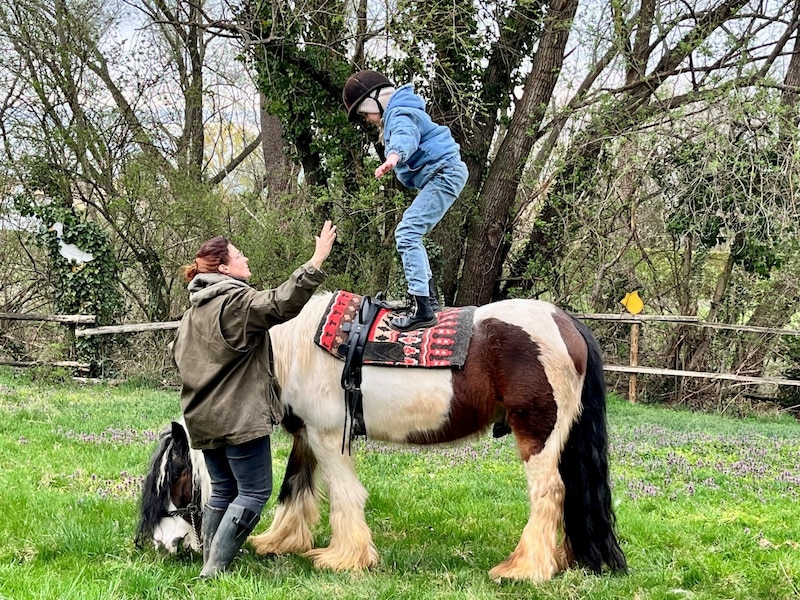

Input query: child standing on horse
[343,70,469,331]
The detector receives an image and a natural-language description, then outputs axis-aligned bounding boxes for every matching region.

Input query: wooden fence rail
[0,360,92,369]
[0,312,95,324]
[603,365,800,388]
[0,313,96,371]
[75,321,180,337]
[575,313,800,337]
[576,312,800,399]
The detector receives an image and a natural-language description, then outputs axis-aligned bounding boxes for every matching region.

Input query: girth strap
[338,293,391,453]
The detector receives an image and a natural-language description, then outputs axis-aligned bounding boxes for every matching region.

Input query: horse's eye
[169,456,187,479]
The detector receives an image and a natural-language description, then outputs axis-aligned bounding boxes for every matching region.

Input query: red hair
[182,237,231,282]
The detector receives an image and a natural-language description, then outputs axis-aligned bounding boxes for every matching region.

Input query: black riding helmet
[343,70,394,122]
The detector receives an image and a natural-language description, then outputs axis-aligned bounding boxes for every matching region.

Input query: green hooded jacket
[171,264,326,449]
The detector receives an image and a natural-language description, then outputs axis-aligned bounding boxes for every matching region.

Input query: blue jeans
[395,157,468,296]
[202,436,272,515]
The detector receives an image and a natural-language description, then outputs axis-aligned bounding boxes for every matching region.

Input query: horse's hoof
[489,559,559,583]
[304,546,378,571]
[246,535,275,556]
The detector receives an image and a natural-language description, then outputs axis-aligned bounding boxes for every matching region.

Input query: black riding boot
[199,503,261,579]
[390,294,438,331]
[201,505,226,564]
[428,278,441,313]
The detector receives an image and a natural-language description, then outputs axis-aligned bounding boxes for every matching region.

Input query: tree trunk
[430,1,549,305]
[685,232,740,373]
[185,0,205,180]
[732,16,800,376]
[259,93,296,200]
[457,0,579,306]
[779,1,800,147]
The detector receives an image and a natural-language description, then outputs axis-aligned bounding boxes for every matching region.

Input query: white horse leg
[304,428,378,570]
[248,487,319,556]
[489,448,568,582]
[249,432,320,556]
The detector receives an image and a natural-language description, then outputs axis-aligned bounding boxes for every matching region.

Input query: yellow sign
[620,290,644,315]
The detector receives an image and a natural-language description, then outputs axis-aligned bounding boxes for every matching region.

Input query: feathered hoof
[488,556,561,583]
[304,544,379,571]
[247,531,313,557]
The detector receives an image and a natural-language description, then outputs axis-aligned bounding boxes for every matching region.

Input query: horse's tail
[558,317,627,574]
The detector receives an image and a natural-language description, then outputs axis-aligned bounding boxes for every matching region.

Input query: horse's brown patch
[552,311,587,377]
[170,453,194,524]
[406,318,557,461]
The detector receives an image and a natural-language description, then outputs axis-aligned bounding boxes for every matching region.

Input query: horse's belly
[359,366,453,442]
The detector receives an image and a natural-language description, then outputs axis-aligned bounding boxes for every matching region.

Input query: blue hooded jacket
[383,84,461,190]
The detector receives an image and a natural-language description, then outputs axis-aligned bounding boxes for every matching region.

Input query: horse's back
[276,294,588,448]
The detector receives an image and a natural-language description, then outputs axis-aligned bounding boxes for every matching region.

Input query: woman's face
[220,244,251,280]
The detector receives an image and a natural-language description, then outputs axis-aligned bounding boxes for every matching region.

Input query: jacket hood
[386,84,426,112]
[187,273,251,307]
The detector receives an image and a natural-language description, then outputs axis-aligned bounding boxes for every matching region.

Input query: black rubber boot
[428,278,441,313]
[199,503,261,579]
[390,295,438,331]
[201,505,226,564]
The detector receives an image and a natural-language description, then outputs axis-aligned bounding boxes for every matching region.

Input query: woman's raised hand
[309,220,337,270]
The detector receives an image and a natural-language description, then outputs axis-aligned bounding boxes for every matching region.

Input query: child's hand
[375,153,399,178]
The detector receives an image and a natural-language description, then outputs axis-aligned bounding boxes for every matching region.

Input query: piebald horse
[138,292,627,582]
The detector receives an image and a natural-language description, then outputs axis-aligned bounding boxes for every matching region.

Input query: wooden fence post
[67,323,77,360]
[629,323,639,403]
[620,291,644,404]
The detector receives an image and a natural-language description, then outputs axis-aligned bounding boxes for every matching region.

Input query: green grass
[0,367,798,599]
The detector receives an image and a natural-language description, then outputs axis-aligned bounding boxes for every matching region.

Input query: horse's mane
[181,421,210,506]
[134,428,175,547]
[270,291,334,386]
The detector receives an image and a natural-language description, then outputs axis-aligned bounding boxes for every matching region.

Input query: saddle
[315,291,475,367]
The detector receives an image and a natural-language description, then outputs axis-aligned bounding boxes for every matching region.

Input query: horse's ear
[171,421,190,453]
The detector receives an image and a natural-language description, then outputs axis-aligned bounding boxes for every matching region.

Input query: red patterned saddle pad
[313,291,475,368]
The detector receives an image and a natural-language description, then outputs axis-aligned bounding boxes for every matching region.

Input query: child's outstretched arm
[375,153,399,178]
